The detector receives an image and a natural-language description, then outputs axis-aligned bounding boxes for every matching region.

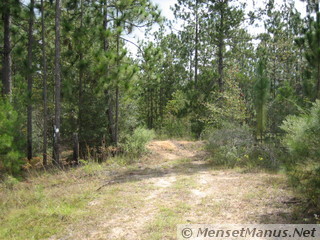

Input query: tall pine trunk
[2,0,12,96]
[217,6,224,91]
[217,40,224,90]
[194,0,199,89]
[54,0,62,166]
[41,0,48,165]
[115,9,120,146]
[27,0,34,161]
[115,86,119,145]
[103,0,116,144]
[317,4,320,100]
[78,0,84,154]
[317,62,320,99]
[254,60,269,142]
[218,0,228,91]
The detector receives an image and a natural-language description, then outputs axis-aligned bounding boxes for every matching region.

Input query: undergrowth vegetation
[205,123,280,170]
[122,127,155,157]
[161,90,192,138]
[0,99,24,174]
[281,100,320,208]
[203,101,320,213]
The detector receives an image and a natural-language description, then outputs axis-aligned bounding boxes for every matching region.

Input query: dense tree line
[0,0,161,169]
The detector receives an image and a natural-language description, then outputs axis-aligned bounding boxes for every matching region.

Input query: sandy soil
[51,140,297,240]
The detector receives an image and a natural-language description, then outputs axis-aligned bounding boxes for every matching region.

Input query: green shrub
[248,142,279,169]
[205,123,279,169]
[123,127,155,157]
[161,116,191,138]
[202,73,248,129]
[2,175,20,189]
[0,99,23,174]
[161,90,192,138]
[206,124,253,167]
[281,100,320,208]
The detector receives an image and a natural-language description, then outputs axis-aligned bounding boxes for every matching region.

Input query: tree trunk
[54,0,62,166]
[115,9,120,146]
[41,0,48,166]
[2,0,12,96]
[73,133,79,165]
[273,54,276,99]
[115,86,119,145]
[106,92,116,143]
[103,0,116,144]
[148,90,150,128]
[150,90,154,129]
[194,0,199,89]
[78,0,84,155]
[316,62,320,100]
[189,50,192,82]
[159,86,164,120]
[217,41,224,90]
[217,3,225,91]
[27,0,35,161]
[317,3,320,100]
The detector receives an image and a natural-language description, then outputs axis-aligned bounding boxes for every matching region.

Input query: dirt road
[53,140,297,240]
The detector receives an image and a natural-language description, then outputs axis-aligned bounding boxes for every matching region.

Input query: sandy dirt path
[51,140,297,240]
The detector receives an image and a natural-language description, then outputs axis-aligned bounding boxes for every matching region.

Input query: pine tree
[173,0,203,89]
[254,59,270,141]
[303,5,320,100]
[27,0,35,161]
[206,0,244,90]
[41,0,48,165]
[53,0,62,166]
[1,0,12,96]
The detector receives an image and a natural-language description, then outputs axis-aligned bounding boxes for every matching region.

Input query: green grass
[0,167,100,240]
[199,197,222,214]
[146,203,191,240]
[0,155,150,240]
[82,161,104,175]
[171,158,192,166]
[143,173,195,240]
[0,187,95,239]
[262,174,287,189]
[172,176,197,190]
